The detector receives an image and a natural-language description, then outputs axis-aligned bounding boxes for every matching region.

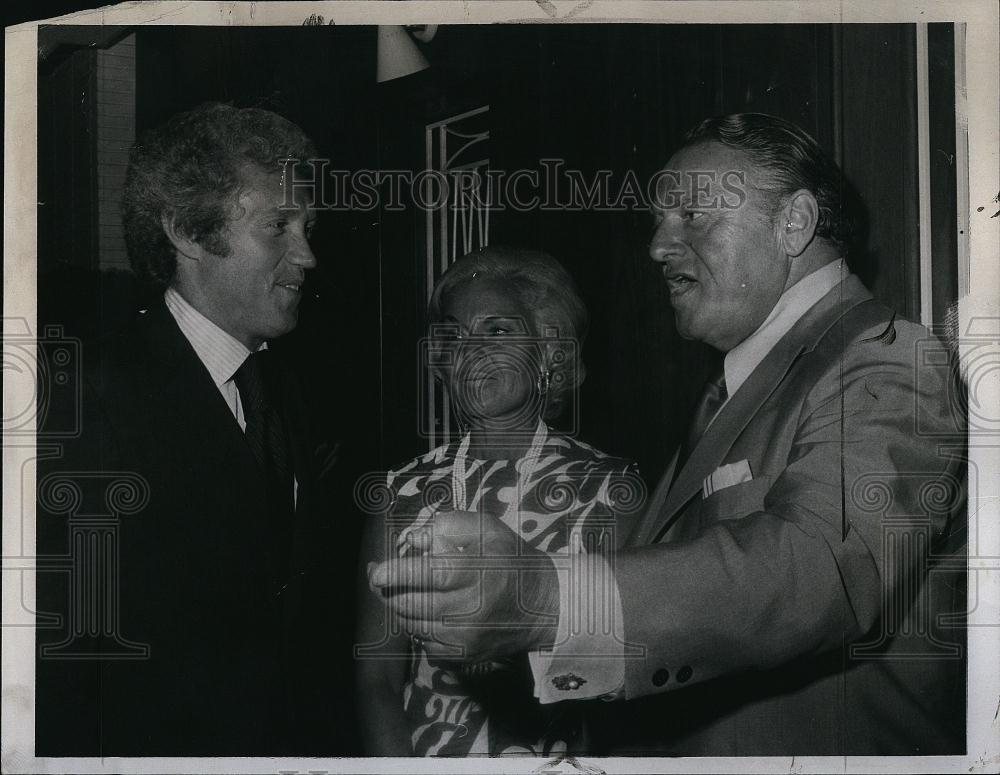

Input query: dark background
[36,22,958,498]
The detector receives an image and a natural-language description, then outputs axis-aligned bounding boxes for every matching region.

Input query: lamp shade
[376,25,429,83]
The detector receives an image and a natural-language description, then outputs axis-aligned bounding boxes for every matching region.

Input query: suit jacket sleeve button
[676,665,693,683]
[652,668,670,687]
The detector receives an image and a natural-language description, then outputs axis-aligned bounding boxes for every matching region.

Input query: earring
[537,369,552,398]
[785,221,793,230]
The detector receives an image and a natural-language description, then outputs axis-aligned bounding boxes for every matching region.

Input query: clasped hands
[367,510,560,663]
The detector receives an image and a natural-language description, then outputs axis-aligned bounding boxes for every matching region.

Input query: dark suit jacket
[36,297,345,756]
[596,275,966,755]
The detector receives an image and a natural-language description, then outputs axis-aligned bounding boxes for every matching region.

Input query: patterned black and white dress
[383,423,639,756]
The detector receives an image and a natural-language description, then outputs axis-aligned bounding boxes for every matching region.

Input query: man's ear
[160,213,208,262]
[540,339,575,381]
[777,189,819,257]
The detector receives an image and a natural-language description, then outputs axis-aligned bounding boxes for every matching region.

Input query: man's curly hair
[122,102,318,287]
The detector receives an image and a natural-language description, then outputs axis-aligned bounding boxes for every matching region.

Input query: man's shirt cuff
[528,546,626,703]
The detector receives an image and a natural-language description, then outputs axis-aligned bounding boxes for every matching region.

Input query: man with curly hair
[36,103,344,755]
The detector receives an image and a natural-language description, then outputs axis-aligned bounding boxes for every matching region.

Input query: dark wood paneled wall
[38,44,98,273]
[928,23,959,327]
[837,24,920,321]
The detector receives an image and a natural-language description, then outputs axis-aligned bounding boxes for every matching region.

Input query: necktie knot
[704,368,728,406]
[688,368,728,445]
[231,349,292,484]
[233,350,278,413]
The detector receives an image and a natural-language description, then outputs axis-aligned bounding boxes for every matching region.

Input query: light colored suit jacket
[600,275,966,755]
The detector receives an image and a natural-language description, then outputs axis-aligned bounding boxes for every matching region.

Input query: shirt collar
[724,259,847,397]
[163,287,266,387]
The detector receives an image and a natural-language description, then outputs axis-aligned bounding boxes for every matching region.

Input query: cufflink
[552,673,587,691]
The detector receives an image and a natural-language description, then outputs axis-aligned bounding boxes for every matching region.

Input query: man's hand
[367,510,560,663]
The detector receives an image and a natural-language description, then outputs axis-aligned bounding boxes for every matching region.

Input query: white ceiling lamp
[376,25,437,83]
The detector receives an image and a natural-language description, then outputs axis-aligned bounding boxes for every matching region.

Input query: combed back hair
[122,102,318,287]
[428,246,589,420]
[681,112,861,255]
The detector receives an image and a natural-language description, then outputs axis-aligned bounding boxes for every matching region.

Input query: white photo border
[4,2,998,773]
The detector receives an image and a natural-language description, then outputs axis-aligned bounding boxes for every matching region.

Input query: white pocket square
[703,459,753,498]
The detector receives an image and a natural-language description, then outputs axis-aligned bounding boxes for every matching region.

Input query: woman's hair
[122,102,318,287]
[681,112,861,255]
[428,245,589,421]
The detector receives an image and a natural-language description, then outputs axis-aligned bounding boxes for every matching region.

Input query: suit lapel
[643,276,874,544]
[137,299,255,465]
[656,340,807,530]
[630,450,678,545]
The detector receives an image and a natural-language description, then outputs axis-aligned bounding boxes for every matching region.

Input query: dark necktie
[233,350,295,583]
[673,368,728,481]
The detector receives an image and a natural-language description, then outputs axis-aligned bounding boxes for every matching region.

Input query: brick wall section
[96,34,136,273]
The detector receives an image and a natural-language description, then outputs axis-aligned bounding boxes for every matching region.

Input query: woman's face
[436,276,545,429]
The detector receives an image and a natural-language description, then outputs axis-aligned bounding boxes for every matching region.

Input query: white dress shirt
[723,259,847,402]
[533,259,850,703]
